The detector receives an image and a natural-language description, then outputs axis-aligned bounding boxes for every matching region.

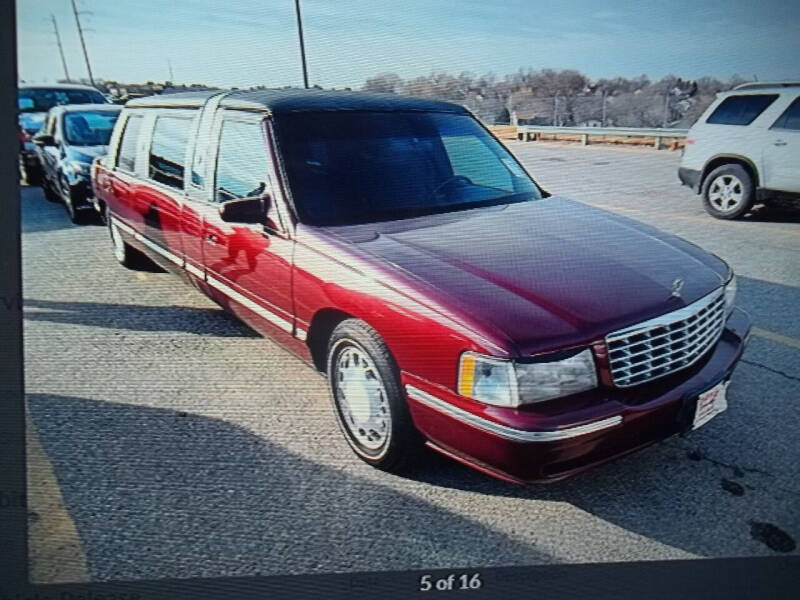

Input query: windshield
[63,111,119,146]
[275,111,541,226]
[18,88,107,113]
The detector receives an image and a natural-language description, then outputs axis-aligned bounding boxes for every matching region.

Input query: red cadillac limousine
[92,90,751,483]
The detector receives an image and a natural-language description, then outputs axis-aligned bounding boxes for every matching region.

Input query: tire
[24,164,41,186]
[42,180,60,203]
[702,164,755,220]
[108,210,151,270]
[64,189,87,225]
[326,318,424,473]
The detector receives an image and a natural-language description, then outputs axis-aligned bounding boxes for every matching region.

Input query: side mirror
[219,194,269,224]
[32,133,55,147]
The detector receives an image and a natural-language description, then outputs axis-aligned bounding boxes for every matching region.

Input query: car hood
[324,197,729,355]
[66,145,108,163]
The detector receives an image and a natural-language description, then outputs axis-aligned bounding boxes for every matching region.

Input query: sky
[16,0,800,89]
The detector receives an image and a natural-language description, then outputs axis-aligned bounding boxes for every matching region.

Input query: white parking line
[752,327,800,350]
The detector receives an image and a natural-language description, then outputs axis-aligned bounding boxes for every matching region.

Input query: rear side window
[214,120,269,203]
[771,98,800,131]
[706,94,778,126]
[116,114,143,172]
[149,116,193,190]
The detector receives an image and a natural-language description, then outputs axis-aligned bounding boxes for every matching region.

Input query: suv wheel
[702,164,755,219]
[326,318,423,473]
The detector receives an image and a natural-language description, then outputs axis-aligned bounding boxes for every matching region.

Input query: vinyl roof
[127,88,470,115]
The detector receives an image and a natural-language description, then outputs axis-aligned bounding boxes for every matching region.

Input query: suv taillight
[685,137,695,145]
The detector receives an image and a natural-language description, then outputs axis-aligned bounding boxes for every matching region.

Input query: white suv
[679,82,800,219]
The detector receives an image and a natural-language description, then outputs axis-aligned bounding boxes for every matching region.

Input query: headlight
[724,272,737,315]
[458,348,598,407]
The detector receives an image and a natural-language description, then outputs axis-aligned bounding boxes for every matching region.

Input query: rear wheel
[326,319,424,473]
[702,164,755,220]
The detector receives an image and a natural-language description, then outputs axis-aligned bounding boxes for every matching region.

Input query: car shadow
[743,203,800,224]
[24,298,260,338]
[27,394,551,582]
[20,186,76,234]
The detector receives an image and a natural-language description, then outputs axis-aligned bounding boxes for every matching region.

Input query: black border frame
[2,2,798,597]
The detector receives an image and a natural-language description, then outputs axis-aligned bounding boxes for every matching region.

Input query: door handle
[774,140,787,146]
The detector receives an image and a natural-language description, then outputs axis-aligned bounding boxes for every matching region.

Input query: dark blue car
[32,103,121,223]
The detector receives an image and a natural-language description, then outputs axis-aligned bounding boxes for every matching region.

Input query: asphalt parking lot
[22,140,800,583]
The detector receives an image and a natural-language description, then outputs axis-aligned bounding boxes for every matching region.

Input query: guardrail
[516,125,689,149]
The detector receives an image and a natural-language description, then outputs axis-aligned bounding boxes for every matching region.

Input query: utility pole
[294,0,309,88]
[552,95,557,126]
[662,87,670,128]
[50,14,70,82]
[601,89,607,127]
[70,0,94,86]
[168,59,174,82]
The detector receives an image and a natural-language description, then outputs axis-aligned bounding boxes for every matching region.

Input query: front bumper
[678,166,701,193]
[404,307,751,484]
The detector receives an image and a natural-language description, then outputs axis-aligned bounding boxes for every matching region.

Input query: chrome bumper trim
[405,384,623,442]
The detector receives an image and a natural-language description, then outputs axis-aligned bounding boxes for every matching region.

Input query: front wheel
[702,164,755,219]
[108,211,151,270]
[42,179,60,203]
[64,189,87,225]
[326,319,424,473]
[23,164,41,186]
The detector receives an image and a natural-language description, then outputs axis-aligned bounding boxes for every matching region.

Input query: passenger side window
[771,98,800,131]
[706,94,778,126]
[214,120,269,203]
[116,114,143,172]
[149,116,192,190]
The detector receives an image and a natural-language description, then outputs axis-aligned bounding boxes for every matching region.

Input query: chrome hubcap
[334,345,390,450]
[709,175,744,212]
[110,222,126,263]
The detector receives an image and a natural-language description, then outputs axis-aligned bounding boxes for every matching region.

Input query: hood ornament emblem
[671,278,685,299]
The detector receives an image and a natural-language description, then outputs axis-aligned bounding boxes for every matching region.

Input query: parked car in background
[679,81,800,219]
[18,83,108,185]
[93,89,750,483]
[33,104,121,223]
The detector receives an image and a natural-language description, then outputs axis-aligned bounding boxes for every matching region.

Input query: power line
[70,0,95,86]
[50,14,70,81]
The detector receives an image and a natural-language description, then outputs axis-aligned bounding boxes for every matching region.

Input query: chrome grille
[605,288,726,387]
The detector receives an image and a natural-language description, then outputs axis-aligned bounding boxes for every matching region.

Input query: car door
[763,96,800,193]
[202,110,295,338]
[181,93,226,280]
[108,112,146,227]
[135,109,197,268]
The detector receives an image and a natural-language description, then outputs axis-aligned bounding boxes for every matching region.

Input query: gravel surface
[23,141,800,582]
